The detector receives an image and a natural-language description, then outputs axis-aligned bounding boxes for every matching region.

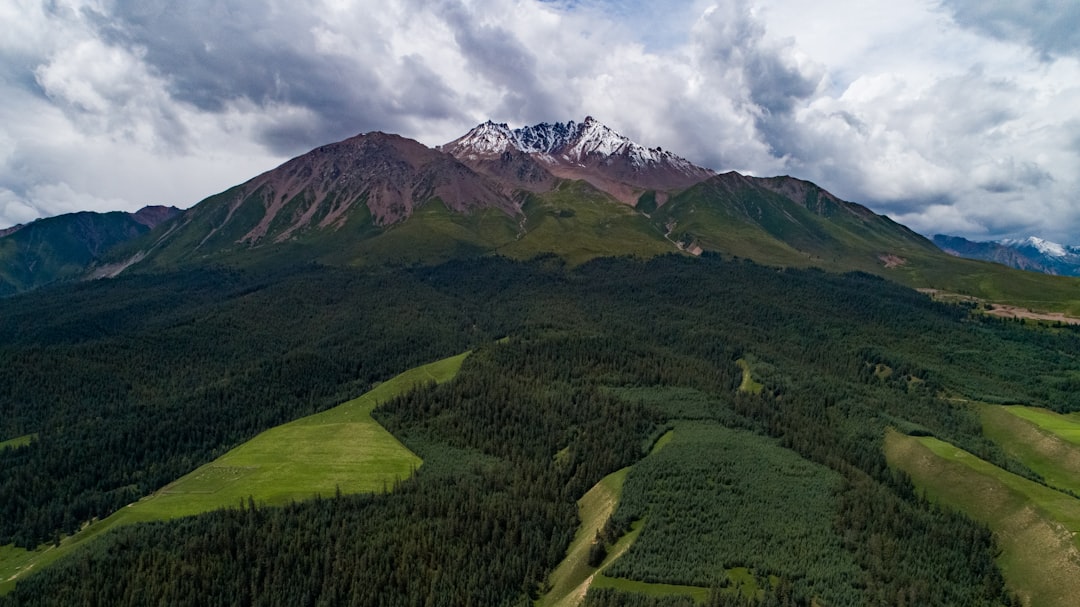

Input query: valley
[2,119,1080,606]
[3,254,1079,605]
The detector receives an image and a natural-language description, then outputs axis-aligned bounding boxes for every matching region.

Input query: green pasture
[536,466,631,607]
[591,572,709,603]
[885,429,1080,607]
[538,430,682,607]
[0,351,468,595]
[0,434,35,451]
[1001,405,1080,444]
[979,404,1080,495]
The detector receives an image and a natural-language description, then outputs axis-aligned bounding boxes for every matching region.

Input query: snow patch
[448,117,702,176]
[1001,236,1069,258]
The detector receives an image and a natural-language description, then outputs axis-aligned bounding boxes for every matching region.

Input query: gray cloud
[87,0,467,155]
[2,0,1080,245]
[689,1,823,161]
[435,0,567,124]
[940,0,1080,60]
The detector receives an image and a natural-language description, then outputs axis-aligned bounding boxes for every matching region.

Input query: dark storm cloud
[940,0,1080,60]
[87,0,465,155]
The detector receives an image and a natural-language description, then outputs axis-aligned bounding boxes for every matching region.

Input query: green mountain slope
[652,172,1080,313]
[67,129,1078,315]
[0,207,179,295]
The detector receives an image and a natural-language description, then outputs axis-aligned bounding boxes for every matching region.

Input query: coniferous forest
[2,253,1077,605]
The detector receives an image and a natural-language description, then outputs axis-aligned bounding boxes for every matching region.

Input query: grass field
[885,429,1080,607]
[1001,406,1080,444]
[0,434,35,451]
[979,404,1080,496]
[735,359,763,394]
[537,430,685,607]
[591,572,710,603]
[0,351,469,595]
[536,466,631,607]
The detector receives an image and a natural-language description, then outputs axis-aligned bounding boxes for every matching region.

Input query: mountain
[934,234,1080,276]
[7,119,1080,314]
[656,171,938,271]
[0,206,180,295]
[441,117,714,203]
[115,118,929,276]
[114,131,526,269]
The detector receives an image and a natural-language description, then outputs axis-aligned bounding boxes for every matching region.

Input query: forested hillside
[3,254,1078,605]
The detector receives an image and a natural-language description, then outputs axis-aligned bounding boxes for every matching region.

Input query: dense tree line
[0,266,522,546]
[1,253,1072,604]
[603,421,862,603]
[2,334,659,606]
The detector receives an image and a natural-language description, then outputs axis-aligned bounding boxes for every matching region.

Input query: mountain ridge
[934,234,1080,277]
[0,205,180,295]
[3,119,1080,315]
[441,117,715,203]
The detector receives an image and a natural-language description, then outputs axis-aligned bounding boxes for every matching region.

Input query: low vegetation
[886,430,1080,607]
[979,404,1080,495]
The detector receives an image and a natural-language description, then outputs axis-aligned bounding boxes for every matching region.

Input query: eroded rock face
[192,131,520,246]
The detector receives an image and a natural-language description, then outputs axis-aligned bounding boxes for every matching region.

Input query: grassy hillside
[500,181,675,265]
[979,405,1080,496]
[653,173,937,271]
[886,430,1080,607]
[0,352,467,595]
[537,466,632,607]
[652,174,1080,314]
[0,211,164,295]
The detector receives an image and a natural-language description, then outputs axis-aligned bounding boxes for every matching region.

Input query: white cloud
[0,0,1078,245]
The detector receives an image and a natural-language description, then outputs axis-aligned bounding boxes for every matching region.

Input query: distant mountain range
[933,234,1080,277]
[3,117,1078,310]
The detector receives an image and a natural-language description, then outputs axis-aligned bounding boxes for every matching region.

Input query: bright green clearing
[537,430,696,607]
[736,359,763,394]
[536,466,631,607]
[0,351,468,595]
[591,571,709,603]
[979,404,1080,496]
[0,434,35,451]
[1001,406,1080,444]
[885,430,1080,607]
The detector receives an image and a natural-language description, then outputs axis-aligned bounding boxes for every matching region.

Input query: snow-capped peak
[441,120,519,159]
[1001,236,1069,258]
[444,117,707,173]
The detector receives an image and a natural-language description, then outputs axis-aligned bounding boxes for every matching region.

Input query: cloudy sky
[3,0,1080,242]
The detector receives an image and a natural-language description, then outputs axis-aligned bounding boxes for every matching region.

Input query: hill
[0,352,466,594]
[0,206,179,295]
